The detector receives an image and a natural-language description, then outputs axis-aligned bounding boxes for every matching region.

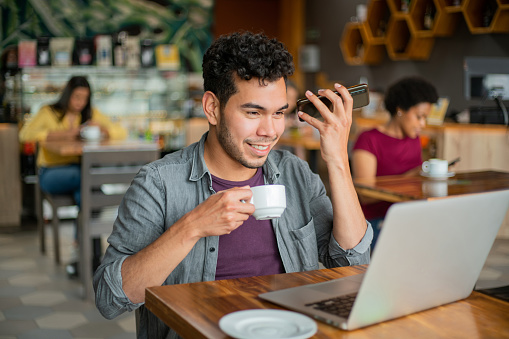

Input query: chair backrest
[79,142,160,300]
[81,148,159,217]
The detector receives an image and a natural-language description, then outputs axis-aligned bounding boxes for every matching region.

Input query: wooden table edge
[144,266,366,338]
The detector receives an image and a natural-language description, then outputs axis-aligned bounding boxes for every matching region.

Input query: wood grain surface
[145,265,509,339]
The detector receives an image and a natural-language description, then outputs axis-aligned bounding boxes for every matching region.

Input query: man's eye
[274,111,285,118]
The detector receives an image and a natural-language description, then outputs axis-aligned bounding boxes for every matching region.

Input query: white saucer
[420,171,455,180]
[219,309,317,339]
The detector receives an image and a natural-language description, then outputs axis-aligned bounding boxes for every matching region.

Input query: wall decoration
[0,0,213,71]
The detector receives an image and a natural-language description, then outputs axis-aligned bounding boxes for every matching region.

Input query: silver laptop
[259,189,509,330]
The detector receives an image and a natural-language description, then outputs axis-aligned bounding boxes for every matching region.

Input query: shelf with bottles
[409,0,438,37]
[340,23,386,65]
[340,23,364,65]
[385,16,435,60]
[1,71,23,124]
[438,0,465,12]
[409,0,462,37]
[387,0,413,14]
[365,0,391,43]
[492,0,509,32]
[463,0,499,33]
[433,0,463,35]
[385,17,411,60]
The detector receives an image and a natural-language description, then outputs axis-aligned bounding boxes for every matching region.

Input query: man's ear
[202,91,220,126]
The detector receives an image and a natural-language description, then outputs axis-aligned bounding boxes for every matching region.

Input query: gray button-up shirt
[94,133,373,338]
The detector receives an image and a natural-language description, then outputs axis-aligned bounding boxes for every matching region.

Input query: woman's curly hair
[202,31,295,110]
[384,76,438,116]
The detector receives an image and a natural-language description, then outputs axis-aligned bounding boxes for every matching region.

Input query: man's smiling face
[216,76,288,169]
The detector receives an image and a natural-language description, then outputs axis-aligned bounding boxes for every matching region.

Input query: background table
[145,266,509,339]
[354,170,509,239]
[40,139,160,157]
[278,135,320,172]
[354,170,509,203]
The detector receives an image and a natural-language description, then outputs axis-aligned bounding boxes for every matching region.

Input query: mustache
[245,137,278,144]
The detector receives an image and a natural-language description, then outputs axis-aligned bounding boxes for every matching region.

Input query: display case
[21,66,192,151]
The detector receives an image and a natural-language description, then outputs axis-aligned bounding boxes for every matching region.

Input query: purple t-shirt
[212,168,284,280]
[353,128,422,219]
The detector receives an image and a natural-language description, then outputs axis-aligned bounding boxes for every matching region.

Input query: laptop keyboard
[305,292,357,318]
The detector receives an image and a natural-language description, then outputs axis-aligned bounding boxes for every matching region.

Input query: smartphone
[297,83,370,121]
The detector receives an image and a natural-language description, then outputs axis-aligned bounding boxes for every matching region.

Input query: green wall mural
[0,0,213,71]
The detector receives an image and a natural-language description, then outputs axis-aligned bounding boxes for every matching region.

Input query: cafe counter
[0,124,22,227]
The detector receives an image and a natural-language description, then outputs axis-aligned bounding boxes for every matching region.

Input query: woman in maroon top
[352,77,438,249]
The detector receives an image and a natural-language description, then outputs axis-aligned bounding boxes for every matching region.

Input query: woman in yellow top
[19,76,127,206]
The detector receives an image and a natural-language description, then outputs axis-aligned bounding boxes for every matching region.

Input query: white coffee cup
[80,125,101,141]
[422,158,448,176]
[250,185,286,220]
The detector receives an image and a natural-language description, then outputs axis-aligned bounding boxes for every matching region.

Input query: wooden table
[278,135,321,151]
[40,139,160,157]
[145,266,509,339]
[354,170,509,203]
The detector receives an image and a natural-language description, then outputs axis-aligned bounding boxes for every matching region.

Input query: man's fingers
[333,84,353,121]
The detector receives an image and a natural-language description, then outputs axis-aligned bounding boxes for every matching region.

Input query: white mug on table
[422,158,448,176]
[80,125,101,141]
[249,185,286,220]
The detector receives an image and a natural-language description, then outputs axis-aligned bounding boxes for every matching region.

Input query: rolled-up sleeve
[94,255,142,319]
[327,221,372,266]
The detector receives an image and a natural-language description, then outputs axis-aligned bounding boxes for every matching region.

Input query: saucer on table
[219,309,317,339]
[420,171,455,180]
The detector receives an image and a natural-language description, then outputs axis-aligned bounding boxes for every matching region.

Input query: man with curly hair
[94,31,372,338]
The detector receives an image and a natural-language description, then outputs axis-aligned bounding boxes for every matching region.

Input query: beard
[216,114,270,169]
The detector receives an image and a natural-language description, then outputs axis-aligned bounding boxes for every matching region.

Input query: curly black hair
[384,76,438,116]
[202,31,295,110]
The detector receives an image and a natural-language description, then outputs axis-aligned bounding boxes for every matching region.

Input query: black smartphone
[297,83,370,121]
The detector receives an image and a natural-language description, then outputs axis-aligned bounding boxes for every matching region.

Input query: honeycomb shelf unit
[365,0,391,43]
[340,22,386,65]
[340,0,509,65]
[386,15,435,60]
[433,0,464,36]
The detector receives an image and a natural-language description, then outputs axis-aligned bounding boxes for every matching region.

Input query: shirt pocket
[289,218,319,270]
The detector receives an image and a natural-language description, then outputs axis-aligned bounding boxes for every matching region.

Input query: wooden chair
[35,178,76,264]
[78,143,160,300]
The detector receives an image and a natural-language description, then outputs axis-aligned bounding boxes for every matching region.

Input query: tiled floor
[0,219,135,339]
[1,219,509,338]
